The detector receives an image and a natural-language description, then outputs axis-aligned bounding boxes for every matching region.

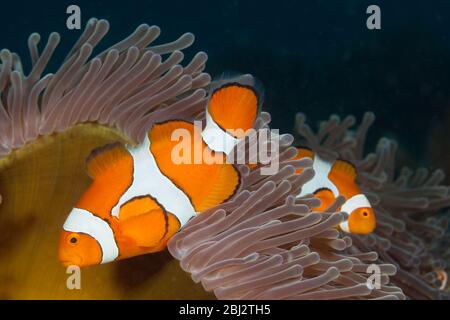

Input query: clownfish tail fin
[202,73,263,155]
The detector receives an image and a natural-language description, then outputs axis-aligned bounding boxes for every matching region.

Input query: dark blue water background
[1,0,449,172]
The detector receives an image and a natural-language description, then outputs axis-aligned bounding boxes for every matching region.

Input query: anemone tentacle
[0,18,210,155]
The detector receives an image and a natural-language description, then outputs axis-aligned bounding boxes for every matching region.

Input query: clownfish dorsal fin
[312,187,335,211]
[332,159,358,181]
[85,142,132,179]
[149,120,241,213]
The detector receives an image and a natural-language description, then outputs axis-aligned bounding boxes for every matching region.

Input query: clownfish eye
[68,234,79,245]
[362,211,369,217]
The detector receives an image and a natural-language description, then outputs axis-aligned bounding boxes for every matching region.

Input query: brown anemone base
[0,124,212,299]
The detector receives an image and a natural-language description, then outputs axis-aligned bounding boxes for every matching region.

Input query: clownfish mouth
[60,260,79,267]
[59,254,82,267]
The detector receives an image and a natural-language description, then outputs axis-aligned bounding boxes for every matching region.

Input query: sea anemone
[169,111,450,300]
[0,18,210,152]
[294,112,450,299]
[168,114,404,300]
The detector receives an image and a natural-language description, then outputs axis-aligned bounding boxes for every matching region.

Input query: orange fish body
[293,147,376,234]
[59,78,261,267]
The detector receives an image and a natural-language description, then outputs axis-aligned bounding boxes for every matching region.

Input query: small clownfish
[58,78,262,268]
[293,147,376,234]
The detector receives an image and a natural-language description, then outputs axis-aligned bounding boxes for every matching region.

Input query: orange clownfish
[293,147,376,234]
[58,79,261,267]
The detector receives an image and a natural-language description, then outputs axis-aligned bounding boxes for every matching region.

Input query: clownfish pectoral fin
[331,159,357,181]
[149,120,241,213]
[85,142,132,179]
[150,212,181,251]
[120,207,180,249]
[119,195,164,221]
[313,187,335,211]
[202,76,262,155]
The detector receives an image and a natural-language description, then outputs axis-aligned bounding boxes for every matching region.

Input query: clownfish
[58,78,261,267]
[293,147,376,234]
